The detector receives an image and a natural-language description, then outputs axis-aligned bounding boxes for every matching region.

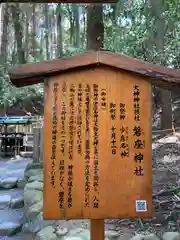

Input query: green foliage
[0,1,179,113]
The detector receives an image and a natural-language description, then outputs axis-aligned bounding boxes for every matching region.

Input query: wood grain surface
[43,67,152,220]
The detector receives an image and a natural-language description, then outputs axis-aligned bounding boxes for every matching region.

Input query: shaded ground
[63,130,180,239]
[1,131,180,239]
[104,131,180,239]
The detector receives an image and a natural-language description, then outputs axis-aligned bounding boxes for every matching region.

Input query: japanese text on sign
[44,70,151,220]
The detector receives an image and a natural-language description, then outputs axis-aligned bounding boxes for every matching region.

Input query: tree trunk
[86,3,104,230]
[86,4,104,50]
[74,5,80,48]
[82,6,86,48]
[24,12,29,61]
[69,8,74,45]
[11,3,26,64]
[50,11,54,58]
[56,3,63,57]
[160,90,172,129]
[32,3,36,61]
[44,4,50,60]
[0,3,9,64]
[149,0,172,129]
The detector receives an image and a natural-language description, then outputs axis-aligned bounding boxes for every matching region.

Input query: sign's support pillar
[91,219,104,240]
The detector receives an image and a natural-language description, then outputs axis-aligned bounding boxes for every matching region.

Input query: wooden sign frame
[42,66,152,219]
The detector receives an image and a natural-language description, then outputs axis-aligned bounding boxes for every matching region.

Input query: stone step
[0,222,22,236]
[0,177,18,189]
[0,208,24,236]
[0,194,11,209]
[20,152,33,158]
[0,232,35,240]
[10,189,24,209]
[0,208,24,225]
[0,189,24,210]
[0,159,32,189]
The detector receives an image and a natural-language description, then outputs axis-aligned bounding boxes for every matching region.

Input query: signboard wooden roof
[9,51,180,91]
[8,51,180,220]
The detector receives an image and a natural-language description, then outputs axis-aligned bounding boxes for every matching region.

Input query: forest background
[0,1,179,130]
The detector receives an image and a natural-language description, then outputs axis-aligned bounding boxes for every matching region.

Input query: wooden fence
[32,127,43,162]
[31,116,44,162]
[0,116,44,157]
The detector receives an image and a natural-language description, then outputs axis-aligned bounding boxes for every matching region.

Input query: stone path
[0,157,32,240]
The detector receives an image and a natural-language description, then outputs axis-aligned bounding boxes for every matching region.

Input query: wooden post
[33,127,41,162]
[14,133,17,156]
[40,127,44,163]
[4,124,7,155]
[91,219,104,240]
[87,4,105,237]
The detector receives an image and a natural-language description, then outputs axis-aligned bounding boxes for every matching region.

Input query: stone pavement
[0,157,32,240]
[1,158,180,240]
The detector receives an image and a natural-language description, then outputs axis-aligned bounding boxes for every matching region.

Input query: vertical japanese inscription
[58,83,66,209]
[77,84,82,155]
[68,84,75,208]
[69,84,75,161]
[51,82,59,188]
[110,102,117,155]
[133,85,140,121]
[133,85,145,176]
[93,84,99,208]
[68,164,73,208]
[120,126,129,158]
[120,103,126,120]
[119,102,129,158]
[109,103,116,120]
[101,88,107,110]
[84,84,90,208]
[111,126,117,155]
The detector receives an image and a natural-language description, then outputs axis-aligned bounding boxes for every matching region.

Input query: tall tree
[73,5,80,48]
[32,3,36,61]
[86,2,104,234]
[86,4,104,50]
[0,3,9,64]
[44,4,50,60]
[149,0,172,129]
[24,11,29,61]
[56,3,63,57]
[11,3,26,64]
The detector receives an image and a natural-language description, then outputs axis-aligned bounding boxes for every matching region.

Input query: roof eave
[8,51,180,91]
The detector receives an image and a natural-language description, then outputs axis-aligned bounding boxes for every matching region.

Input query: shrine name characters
[133,85,145,177]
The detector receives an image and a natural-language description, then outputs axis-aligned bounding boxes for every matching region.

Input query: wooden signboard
[43,66,152,220]
[8,51,180,240]
[10,50,180,222]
